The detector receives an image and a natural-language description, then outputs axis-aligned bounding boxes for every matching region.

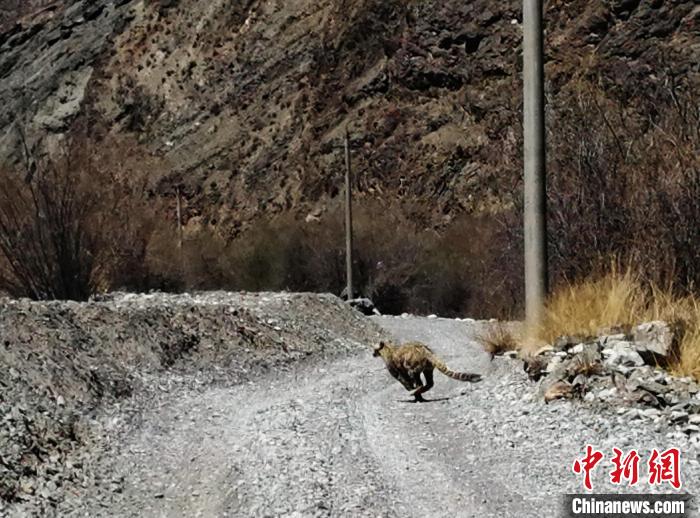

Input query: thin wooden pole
[344,130,354,301]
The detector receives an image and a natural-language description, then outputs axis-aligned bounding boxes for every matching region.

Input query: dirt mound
[0,291,381,514]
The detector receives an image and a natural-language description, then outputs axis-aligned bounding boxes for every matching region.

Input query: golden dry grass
[534,266,645,345]
[477,323,520,357]
[526,267,700,379]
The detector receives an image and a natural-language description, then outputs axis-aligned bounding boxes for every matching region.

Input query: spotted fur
[373,340,481,401]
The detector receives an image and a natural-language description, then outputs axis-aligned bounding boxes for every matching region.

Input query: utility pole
[344,129,354,301]
[523,0,548,328]
[175,186,183,250]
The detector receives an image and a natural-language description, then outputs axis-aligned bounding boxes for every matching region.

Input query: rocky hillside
[0,0,51,30]
[1,0,697,232]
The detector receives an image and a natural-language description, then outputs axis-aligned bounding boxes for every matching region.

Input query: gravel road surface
[69,316,699,517]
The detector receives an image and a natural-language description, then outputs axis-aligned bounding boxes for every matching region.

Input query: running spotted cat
[373,340,481,401]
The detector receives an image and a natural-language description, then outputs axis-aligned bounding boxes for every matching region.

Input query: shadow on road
[396,395,458,404]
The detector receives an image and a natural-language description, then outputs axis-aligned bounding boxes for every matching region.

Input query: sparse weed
[478,324,520,357]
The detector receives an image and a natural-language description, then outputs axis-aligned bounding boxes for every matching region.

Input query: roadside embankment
[0,292,381,513]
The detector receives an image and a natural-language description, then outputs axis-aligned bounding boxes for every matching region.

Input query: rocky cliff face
[0,0,698,232]
[0,0,53,30]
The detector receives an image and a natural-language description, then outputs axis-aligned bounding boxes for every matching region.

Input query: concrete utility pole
[523,0,548,328]
[344,129,354,301]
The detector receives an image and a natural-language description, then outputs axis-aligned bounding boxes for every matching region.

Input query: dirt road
[75,316,699,518]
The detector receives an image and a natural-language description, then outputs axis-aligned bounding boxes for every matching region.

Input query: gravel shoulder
[5,310,700,517]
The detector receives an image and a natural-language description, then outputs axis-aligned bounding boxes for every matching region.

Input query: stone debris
[525,322,700,434]
[348,297,381,316]
[544,381,575,404]
[631,321,675,358]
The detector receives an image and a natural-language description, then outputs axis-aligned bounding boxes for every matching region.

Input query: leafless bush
[145,200,520,318]
[547,79,700,291]
[0,138,157,300]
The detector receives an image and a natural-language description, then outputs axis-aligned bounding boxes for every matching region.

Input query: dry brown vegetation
[547,80,700,290]
[475,267,700,380]
[0,136,158,300]
[145,200,520,318]
[525,267,700,378]
[478,324,520,358]
[527,78,700,375]
[0,133,520,317]
[476,76,700,375]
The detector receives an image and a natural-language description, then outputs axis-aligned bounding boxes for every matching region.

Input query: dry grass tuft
[570,355,604,378]
[667,302,700,379]
[533,266,644,345]
[478,324,521,358]
[527,266,700,379]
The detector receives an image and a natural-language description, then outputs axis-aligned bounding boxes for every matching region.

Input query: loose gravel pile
[0,292,382,516]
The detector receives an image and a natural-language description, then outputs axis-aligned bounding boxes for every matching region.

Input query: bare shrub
[547,80,700,289]
[145,199,520,318]
[0,138,157,300]
[145,216,343,294]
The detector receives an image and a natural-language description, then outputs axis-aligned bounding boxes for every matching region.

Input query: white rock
[626,409,643,420]
[632,321,673,357]
[641,408,661,419]
[670,411,689,423]
[597,388,618,400]
[602,341,645,368]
